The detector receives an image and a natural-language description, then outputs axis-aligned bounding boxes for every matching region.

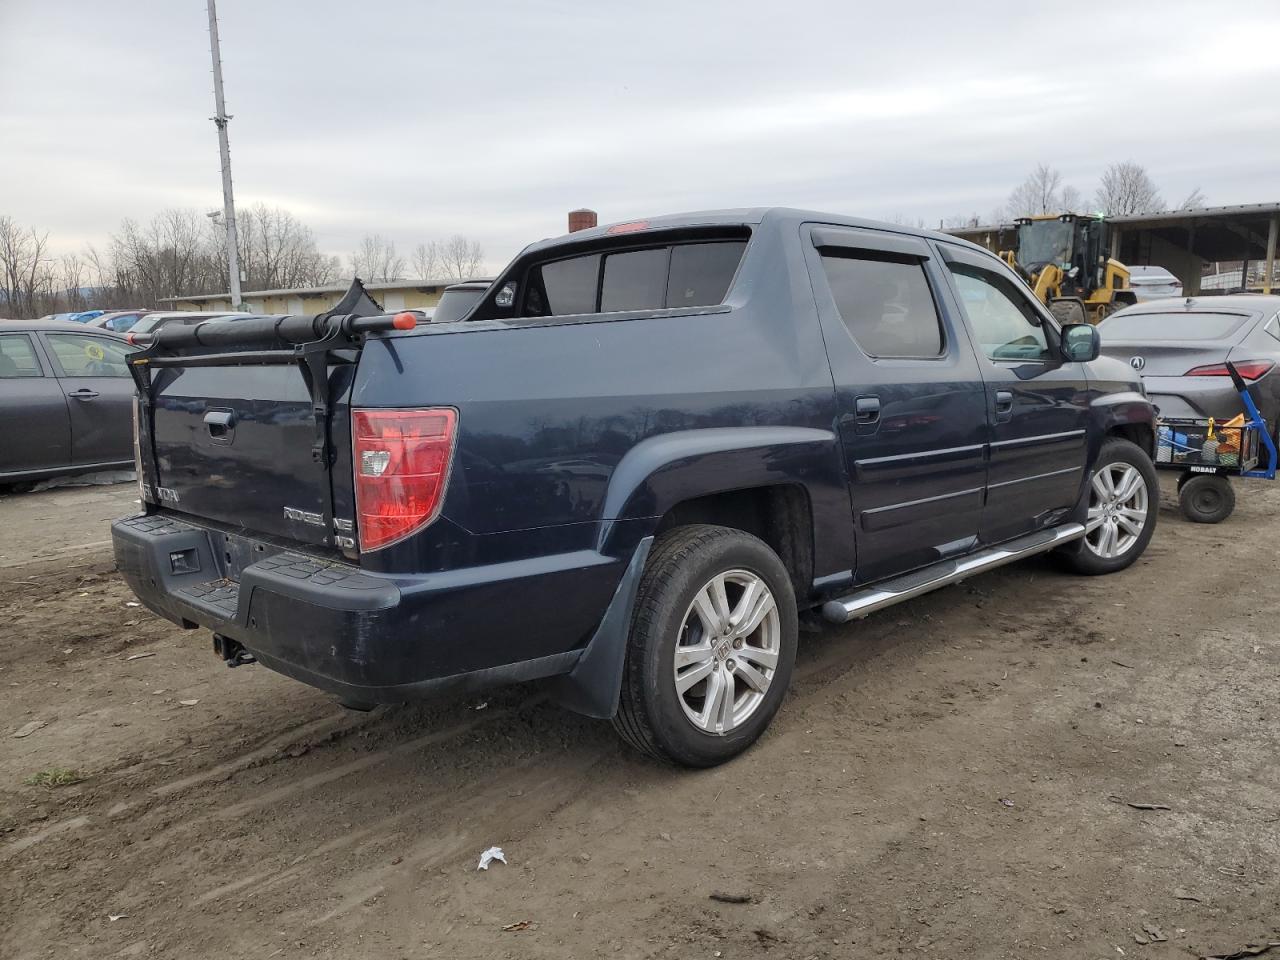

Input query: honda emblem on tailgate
[283,506,326,527]
[1129,356,1146,371]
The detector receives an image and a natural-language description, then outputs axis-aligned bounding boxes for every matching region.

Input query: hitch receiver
[213,634,257,668]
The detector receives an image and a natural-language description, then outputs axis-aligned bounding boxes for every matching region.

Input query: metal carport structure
[949,202,1280,296]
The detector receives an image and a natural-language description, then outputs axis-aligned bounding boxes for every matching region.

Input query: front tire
[613,525,798,767]
[1056,437,1158,575]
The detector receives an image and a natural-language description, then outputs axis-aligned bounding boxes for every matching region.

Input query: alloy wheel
[1085,462,1149,559]
[672,569,780,735]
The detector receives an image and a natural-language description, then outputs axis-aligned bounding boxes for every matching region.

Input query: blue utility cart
[1155,361,1278,523]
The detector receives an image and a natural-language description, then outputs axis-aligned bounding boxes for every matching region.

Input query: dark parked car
[431,279,494,323]
[113,208,1158,766]
[1099,295,1280,431]
[0,319,136,483]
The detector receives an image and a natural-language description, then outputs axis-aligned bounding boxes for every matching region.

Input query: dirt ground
[2,479,1278,960]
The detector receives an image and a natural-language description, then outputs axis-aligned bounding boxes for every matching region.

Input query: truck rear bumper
[111,513,626,703]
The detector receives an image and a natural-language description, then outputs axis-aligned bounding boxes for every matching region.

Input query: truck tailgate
[151,363,346,546]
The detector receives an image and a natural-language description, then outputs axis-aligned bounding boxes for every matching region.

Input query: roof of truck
[532,206,986,255]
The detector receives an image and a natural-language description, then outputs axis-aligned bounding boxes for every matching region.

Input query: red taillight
[1184,360,1275,380]
[352,408,457,551]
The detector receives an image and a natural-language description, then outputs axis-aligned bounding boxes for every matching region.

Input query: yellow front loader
[1000,214,1137,324]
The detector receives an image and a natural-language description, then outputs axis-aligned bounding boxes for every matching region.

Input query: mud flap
[547,537,653,720]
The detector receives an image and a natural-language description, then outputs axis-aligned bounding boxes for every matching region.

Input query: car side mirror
[1061,323,1100,363]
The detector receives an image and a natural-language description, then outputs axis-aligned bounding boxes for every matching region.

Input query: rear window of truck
[524,240,747,317]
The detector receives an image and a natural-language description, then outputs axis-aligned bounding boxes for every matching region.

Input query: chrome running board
[821,522,1085,625]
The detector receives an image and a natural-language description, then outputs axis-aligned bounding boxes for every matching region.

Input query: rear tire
[1056,437,1158,575]
[1178,474,1234,523]
[613,525,798,767]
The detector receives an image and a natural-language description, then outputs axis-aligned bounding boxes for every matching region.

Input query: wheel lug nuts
[727,659,736,671]
[732,638,743,649]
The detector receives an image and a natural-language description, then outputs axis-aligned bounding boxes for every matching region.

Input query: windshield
[1017,220,1074,267]
[1099,311,1251,341]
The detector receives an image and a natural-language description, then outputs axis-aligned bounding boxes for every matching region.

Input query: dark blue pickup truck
[113,208,1158,766]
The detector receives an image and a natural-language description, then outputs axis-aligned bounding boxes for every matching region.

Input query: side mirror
[1061,323,1100,363]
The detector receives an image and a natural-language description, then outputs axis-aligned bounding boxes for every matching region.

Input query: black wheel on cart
[1178,474,1235,523]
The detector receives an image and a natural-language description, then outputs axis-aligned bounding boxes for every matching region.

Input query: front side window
[45,334,133,377]
[948,264,1053,361]
[0,334,42,378]
[820,253,944,358]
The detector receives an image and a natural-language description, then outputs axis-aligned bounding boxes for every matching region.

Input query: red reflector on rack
[391,312,418,330]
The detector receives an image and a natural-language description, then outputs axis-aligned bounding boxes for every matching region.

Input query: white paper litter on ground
[477,846,506,870]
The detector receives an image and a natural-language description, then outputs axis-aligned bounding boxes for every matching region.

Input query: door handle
[854,396,881,422]
[994,390,1014,422]
[69,388,99,400]
[204,409,236,442]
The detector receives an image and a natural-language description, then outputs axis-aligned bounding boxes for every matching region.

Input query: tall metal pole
[207,0,242,310]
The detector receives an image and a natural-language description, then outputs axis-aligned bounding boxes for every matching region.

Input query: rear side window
[525,240,746,317]
[666,242,746,308]
[539,254,600,315]
[1099,311,1251,341]
[601,248,668,312]
[45,334,133,377]
[0,334,42,378]
[820,253,943,358]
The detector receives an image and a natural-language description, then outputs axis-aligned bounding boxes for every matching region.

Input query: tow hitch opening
[213,634,257,668]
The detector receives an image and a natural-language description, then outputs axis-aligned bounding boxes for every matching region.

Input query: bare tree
[1094,161,1163,216]
[941,213,983,229]
[440,235,484,281]
[109,210,218,306]
[60,253,87,311]
[412,241,441,280]
[0,215,56,318]
[1008,164,1069,217]
[1060,185,1085,214]
[349,234,405,282]
[1176,186,1207,210]
[233,203,339,290]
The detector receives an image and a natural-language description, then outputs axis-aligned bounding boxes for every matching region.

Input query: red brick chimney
[568,208,598,233]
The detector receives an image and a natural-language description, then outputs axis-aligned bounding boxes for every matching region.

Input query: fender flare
[555,428,841,718]
[1092,390,1156,450]
[595,426,839,553]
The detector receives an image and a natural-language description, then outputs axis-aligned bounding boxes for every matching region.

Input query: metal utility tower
[206,0,243,310]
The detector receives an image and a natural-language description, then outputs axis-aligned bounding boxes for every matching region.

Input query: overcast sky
[2,0,1279,273]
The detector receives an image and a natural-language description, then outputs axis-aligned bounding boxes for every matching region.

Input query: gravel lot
[2,479,1277,960]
